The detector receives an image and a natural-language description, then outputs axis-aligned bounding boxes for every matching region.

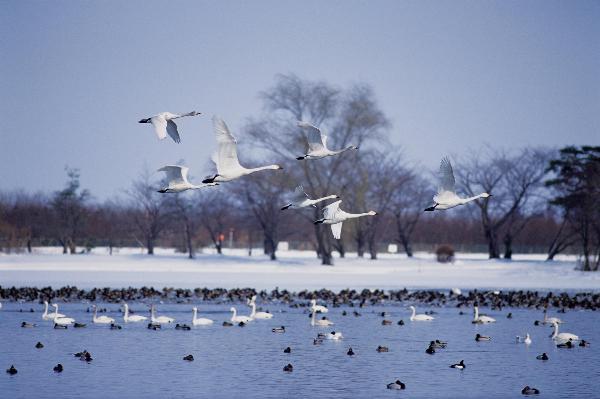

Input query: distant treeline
[1,75,598,269]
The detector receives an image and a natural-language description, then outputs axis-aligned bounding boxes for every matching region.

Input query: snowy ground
[0,247,598,291]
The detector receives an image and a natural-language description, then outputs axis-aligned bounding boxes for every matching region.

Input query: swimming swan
[248,298,273,320]
[230,307,252,324]
[472,306,496,324]
[92,305,115,324]
[151,305,175,324]
[192,307,214,325]
[310,299,328,313]
[550,321,578,343]
[42,301,65,320]
[409,306,434,321]
[123,303,147,323]
[311,308,334,326]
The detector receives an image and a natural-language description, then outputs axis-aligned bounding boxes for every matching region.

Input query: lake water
[1,302,597,398]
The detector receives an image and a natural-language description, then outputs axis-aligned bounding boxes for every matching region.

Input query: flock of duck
[4,292,592,394]
[138,111,492,240]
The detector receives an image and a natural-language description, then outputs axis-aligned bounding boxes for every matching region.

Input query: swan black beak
[138,118,150,123]
[424,206,436,212]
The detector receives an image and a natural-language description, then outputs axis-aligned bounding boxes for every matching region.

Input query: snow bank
[0,247,597,291]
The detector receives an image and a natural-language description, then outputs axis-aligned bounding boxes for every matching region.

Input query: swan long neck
[43,302,48,317]
[231,308,237,318]
[551,323,558,338]
[311,308,316,326]
[346,212,372,220]
[411,307,416,319]
[314,195,338,203]
[124,304,129,320]
[192,308,197,322]
[332,146,356,155]
[474,306,479,321]
[246,165,280,174]
[462,193,487,204]
[250,303,256,317]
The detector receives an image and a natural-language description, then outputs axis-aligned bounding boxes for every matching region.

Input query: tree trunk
[186,226,194,259]
[147,237,154,255]
[368,238,377,260]
[357,238,365,258]
[321,251,333,266]
[503,235,513,259]
[216,242,222,254]
[485,227,500,259]
[27,239,32,254]
[400,236,413,257]
[68,238,76,254]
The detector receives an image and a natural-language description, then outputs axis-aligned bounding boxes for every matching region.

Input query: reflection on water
[1,303,597,398]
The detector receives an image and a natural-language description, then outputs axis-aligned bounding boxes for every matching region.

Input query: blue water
[1,302,598,398]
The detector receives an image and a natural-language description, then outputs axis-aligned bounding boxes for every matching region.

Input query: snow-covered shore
[0,247,598,291]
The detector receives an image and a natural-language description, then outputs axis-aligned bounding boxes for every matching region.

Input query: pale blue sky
[1,0,598,199]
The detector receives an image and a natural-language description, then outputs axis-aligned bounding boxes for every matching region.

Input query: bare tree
[128,170,169,255]
[456,147,552,259]
[245,74,389,265]
[392,174,430,257]
[196,189,233,254]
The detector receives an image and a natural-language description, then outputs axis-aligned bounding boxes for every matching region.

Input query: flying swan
[296,122,358,160]
[157,165,217,193]
[138,111,201,143]
[203,116,282,183]
[314,200,377,239]
[281,185,339,210]
[425,157,491,212]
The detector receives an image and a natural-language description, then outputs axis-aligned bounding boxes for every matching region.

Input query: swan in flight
[281,185,339,210]
[202,116,282,183]
[230,307,252,324]
[151,305,175,324]
[42,301,65,320]
[311,308,334,326]
[314,200,377,239]
[424,157,491,212]
[123,303,147,323]
[310,299,328,313]
[192,307,214,325]
[472,306,496,324]
[409,306,434,321]
[549,321,579,343]
[295,122,358,160]
[157,165,217,193]
[138,111,201,143]
[92,305,115,324]
[248,296,273,320]
[52,305,75,325]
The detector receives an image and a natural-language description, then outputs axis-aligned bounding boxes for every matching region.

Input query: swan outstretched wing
[291,185,310,201]
[213,116,242,174]
[438,157,456,194]
[151,115,168,140]
[158,165,188,185]
[298,122,326,152]
[323,200,342,220]
[166,120,181,143]
[330,222,343,240]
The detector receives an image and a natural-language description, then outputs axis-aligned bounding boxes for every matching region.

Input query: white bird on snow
[138,111,201,143]
[296,122,358,160]
[281,185,339,210]
[314,200,377,239]
[157,165,217,193]
[203,116,282,183]
[425,157,491,212]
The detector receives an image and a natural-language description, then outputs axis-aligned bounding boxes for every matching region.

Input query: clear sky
[1,0,598,200]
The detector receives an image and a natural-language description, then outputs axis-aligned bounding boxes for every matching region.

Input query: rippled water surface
[1,302,598,398]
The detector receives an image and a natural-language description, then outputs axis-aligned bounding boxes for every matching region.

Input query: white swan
[542,309,562,325]
[248,296,273,320]
[230,307,252,323]
[42,301,65,320]
[281,185,339,210]
[157,165,217,193]
[314,200,377,239]
[92,305,115,324]
[550,321,579,343]
[123,303,147,323]
[138,111,201,143]
[310,299,329,314]
[52,305,75,325]
[202,116,282,183]
[192,307,214,325]
[151,305,175,324]
[425,157,491,211]
[311,308,334,326]
[409,306,434,321]
[516,333,532,345]
[326,331,343,340]
[472,306,496,324]
[296,122,358,160]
